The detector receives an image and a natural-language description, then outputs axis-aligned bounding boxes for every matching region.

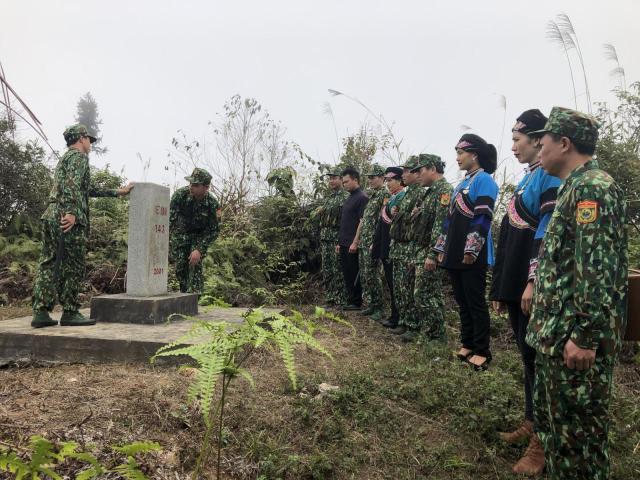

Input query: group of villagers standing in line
[316,105,628,479]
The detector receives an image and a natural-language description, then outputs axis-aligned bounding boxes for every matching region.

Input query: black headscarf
[512,109,548,136]
[455,133,497,174]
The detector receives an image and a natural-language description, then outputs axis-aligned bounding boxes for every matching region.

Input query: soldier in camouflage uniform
[31,124,133,328]
[314,170,348,306]
[169,168,220,294]
[353,164,388,319]
[525,107,628,480]
[410,154,453,343]
[388,155,425,335]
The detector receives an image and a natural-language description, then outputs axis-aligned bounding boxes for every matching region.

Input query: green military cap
[364,163,386,176]
[411,153,443,172]
[531,106,600,148]
[185,167,212,185]
[63,124,96,144]
[401,155,420,170]
[323,163,346,176]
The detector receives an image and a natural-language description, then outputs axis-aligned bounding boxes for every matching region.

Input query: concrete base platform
[0,307,282,364]
[90,292,198,324]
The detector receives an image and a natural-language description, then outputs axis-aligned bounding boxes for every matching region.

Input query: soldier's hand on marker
[437,253,444,264]
[189,249,202,266]
[117,182,135,196]
[60,214,76,233]
[492,301,504,313]
[335,244,340,253]
[462,253,476,265]
[563,339,596,371]
[424,257,437,271]
[520,282,534,316]
[349,241,358,253]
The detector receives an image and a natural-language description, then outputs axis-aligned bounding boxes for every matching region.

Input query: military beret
[185,167,212,185]
[411,154,444,172]
[365,163,386,176]
[63,124,96,144]
[531,106,600,149]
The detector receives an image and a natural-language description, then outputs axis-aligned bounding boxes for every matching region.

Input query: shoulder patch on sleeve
[440,193,450,206]
[576,200,598,224]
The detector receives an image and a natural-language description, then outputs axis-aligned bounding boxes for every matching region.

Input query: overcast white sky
[2,0,639,188]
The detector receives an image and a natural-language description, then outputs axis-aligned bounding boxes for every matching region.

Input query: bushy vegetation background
[1,84,640,308]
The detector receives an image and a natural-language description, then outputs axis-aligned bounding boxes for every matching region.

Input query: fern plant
[152,307,346,479]
[0,437,160,480]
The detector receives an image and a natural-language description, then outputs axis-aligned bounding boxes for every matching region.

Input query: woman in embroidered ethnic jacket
[434,133,498,370]
[489,110,561,475]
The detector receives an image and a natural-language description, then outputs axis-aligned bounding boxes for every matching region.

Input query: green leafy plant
[0,437,160,480]
[152,307,344,479]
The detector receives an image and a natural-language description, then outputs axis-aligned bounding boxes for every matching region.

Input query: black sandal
[470,355,492,371]
[455,349,473,362]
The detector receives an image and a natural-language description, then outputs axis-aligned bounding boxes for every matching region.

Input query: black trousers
[382,258,399,322]
[506,301,536,421]
[339,246,362,306]
[448,267,491,358]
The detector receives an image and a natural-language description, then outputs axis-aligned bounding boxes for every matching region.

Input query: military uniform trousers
[359,245,383,310]
[171,239,207,294]
[32,216,87,313]
[390,241,417,329]
[534,354,614,480]
[320,240,346,305]
[414,263,445,339]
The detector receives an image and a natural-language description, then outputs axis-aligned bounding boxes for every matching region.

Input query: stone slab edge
[90,293,198,324]
[0,331,186,365]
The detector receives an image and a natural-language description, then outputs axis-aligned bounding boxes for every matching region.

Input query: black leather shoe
[389,325,407,335]
[342,304,362,311]
[381,317,398,328]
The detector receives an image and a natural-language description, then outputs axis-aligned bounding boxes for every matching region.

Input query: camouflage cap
[364,163,386,176]
[185,167,212,185]
[401,155,420,170]
[63,124,96,144]
[531,106,600,148]
[411,154,443,172]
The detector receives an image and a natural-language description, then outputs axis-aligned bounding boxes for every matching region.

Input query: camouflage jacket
[43,148,117,226]
[411,178,453,262]
[169,186,220,253]
[390,183,425,243]
[360,186,388,247]
[526,161,628,358]
[316,189,348,242]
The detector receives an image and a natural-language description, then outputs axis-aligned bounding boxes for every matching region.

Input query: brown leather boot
[512,434,545,475]
[498,419,533,444]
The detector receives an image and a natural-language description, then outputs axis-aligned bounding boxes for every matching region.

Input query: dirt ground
[1,306,639,479]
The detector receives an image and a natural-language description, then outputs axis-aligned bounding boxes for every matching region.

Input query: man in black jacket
[337,167,369,310]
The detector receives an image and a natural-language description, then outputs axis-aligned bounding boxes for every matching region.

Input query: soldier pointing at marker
[31,124,133,328]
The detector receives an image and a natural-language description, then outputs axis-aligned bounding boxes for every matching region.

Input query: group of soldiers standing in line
[316,106,628,479]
